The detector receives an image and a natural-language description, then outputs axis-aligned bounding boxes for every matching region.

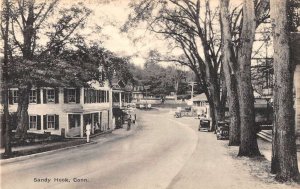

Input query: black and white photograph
[1,0,300,188]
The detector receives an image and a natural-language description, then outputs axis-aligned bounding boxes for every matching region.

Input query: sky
[6,0,272,68]
[61,0,243,68]
[59,0,171,68]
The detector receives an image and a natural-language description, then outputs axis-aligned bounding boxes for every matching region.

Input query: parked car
[174,106,195,118]
[198,118,210,131]
[216,121,229,140]
[127,103,136,109]
[138,104,145,109]
[174,107,182,118]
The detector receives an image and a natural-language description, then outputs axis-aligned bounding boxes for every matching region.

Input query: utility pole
[144,85,150,99]
[188,82,196,102]
[108,88,113,130]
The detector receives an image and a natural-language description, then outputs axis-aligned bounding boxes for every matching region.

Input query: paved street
[1,109,299,189]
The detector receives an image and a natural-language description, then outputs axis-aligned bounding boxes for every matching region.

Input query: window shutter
[76,88,81,104]
[37,88,41,104]
[55,88,59,104]
[55,115,59,130]
[43,115,47,130]
[107,91,109,102]
[84,89,86,104]
[64,89,68,103]
[27,115,30,130]
[43,89,47,104]
[9,113,18,130]
[8,90,13,105]
[37,115,41,130]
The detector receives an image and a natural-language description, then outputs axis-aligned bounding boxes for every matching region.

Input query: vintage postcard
[1,0,300,189]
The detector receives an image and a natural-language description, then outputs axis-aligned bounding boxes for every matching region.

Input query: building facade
[6,81,113,138]
[2,77,134,139]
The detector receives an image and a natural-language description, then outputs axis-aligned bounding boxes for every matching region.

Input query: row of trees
[124,0,299,182]
[1,0,133,157]
[128,50,196,98]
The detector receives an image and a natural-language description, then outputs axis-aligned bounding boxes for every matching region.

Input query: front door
[68,114,81,137]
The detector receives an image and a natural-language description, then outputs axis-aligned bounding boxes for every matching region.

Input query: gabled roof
[192,93,207,101]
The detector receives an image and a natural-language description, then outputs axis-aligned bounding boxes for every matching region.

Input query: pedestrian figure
[161,97,165,104]
[133,114,136,124]
[127,115,132,131]
[86,121,91,143]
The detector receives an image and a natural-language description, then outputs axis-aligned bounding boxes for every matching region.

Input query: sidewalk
[257,138,300,165]
[0,121,139,161]
[170,116,300,189]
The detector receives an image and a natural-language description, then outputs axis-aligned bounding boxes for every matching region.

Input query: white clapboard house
[5,79,131,138]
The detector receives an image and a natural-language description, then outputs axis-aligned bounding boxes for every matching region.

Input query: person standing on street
[127,115,132,131]
[86,121,91,143]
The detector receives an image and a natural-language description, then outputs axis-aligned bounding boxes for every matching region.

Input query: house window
[12,90,18,104]
[101,91,105,103]
[84,89,108,104]
[64,88,80,104]
[29,89,37,103]
[47,115,55,129]
[29,115,37,130]
[47,89,55,103]
[68,89,76,103]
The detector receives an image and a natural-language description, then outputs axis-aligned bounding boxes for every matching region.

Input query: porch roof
[64,108,107,114]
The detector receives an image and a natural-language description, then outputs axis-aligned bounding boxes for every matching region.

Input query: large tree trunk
[15,2,35,139]
[228,75,241,146]
[222,55,241,146]
[270,0,300,182]
[2,0,12,156]
[15,86,31,140]
[219,69,227,121]
[219,0,241,146]
[237,0,261,157]
[206,91,216,132]
[206,69,222,132]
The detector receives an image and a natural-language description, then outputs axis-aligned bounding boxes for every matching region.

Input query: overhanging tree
[6,0,91,139]
[124,0,225,130]
[75,42,135,88]
[219,0,240,146]
[219,0,270,151]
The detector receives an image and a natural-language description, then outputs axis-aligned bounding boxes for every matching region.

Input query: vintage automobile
[136,102,152,110]
[174,107,182,118]
[174,107,195,118]
[198,117,211,131]
[216,121,229,140]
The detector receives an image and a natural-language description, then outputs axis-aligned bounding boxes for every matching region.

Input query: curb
[0,130,113,165]
[0,140,97,165]
[91,130,113,138]
[0,125,137,165]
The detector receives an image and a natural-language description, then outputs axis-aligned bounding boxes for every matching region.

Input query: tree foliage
[124,0,225,129]
[128,50,193,97]
[1,0,94,139]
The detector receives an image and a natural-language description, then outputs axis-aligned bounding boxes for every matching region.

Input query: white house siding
[101,110,109,130]
[7,87,110,138]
